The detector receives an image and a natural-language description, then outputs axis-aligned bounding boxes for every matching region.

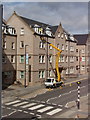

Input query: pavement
[2,74,89,119]
[57,95,89,118]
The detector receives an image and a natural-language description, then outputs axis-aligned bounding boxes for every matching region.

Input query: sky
[2,2,88,34]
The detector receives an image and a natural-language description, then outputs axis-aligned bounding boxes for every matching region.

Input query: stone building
[74,34,88,75]
[2,20,17,85]
[6,11,79,86]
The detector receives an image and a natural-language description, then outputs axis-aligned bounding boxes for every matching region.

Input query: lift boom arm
[47,42,62,82]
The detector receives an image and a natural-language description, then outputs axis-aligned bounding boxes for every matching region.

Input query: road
[2,78,89,119]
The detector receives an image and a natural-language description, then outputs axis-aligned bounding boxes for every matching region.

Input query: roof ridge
[19,15,51,27]
[74,34,88,35]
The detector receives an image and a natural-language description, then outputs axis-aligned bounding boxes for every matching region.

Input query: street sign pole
[76,81,81,119]
[77,84,80,109]
[76,81,81,109]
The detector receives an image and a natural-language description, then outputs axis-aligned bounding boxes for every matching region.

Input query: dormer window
[4,27,7,34]
[70,35,74,41]
[38,28,43,34]
[35,27,38,33]
[12,28,16,34]
[46,27,52,36]
[65,34,68,40]
[34,24,40,34]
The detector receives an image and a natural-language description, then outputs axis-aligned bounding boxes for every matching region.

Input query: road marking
[59,95,61,97]
[13,102,28,107]
[18,109,22,112]
[46,97,57,103]
[65,100,75,108]
[28,104,45,110]
[81,86,86,88]
[61,85,88,96]
[23,111,28,114]
[37,106,53,113]
[36,114,41,118]
[47,102,52,105]
[65,103,68,108]
[12,108,16,111]
[5,100,21,105]
[36,100,40,102]
[41,101,45,103]
[61,92,70,96]
[2,115,8,117]
[47,108,62,115]
[21,103,37,108]
[30,112,34,115]
[58,105,63,107]
[69,91,71,93]
[71,89,76,93]
[52,103,57,106]
[8,110,16,116]
[7,107,11,110]
[65,78,87,86]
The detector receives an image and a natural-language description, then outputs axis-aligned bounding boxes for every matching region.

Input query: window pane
[20,55,24,63]
[2,56,6,63]
[20,71,24,78]
[42,71,45,78]
[20,28,24,35]
[82,57,85,61]
[20,41,24,48]
[12,42,15,49]
[11,55,15,63]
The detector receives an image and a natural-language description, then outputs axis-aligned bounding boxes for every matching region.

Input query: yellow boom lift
[40,37,63,82]
[47,42,62,82]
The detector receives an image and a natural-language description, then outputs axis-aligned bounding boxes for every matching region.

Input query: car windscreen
[46,79,51,82]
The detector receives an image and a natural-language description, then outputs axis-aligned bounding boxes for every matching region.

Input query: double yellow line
[65,78,87,86]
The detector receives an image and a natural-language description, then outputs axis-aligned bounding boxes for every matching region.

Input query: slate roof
[50,26,58,34]
[74,34,88,45]
[20,16,51,28]
[3,19,6,25]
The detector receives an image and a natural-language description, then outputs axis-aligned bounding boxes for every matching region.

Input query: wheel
[53,84,56,88]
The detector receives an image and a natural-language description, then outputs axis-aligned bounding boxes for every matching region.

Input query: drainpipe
[46,37,48,79]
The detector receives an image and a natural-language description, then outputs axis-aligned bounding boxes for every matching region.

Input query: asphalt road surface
[2,78,89,119]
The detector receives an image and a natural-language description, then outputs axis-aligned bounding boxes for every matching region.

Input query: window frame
[12,42,15,49]
[2,55,6,63]
[11,55,15,63]
[20,28,24,35]
[20,71,24,79]
[20,55,24,63]
[82,56,85,61]
[20,41,24,48]
[39,70,45,78]
[39,55,45,63]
